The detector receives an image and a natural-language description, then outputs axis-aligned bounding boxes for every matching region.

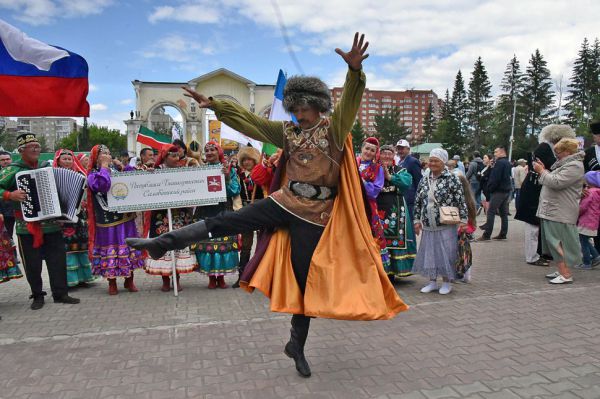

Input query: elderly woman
[533,138,585,284]
[516,124,576,266]
[413,149,468,295]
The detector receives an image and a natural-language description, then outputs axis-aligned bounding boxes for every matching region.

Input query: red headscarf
[141,144,179,239]
[154,144,179,168]
[204,140,225,164]
[53,149,86,175]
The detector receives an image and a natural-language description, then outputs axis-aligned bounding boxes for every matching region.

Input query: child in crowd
[575,171,600,269]
[457,175,477,282]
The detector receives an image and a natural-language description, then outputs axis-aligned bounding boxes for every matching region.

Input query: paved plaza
[1,215,600,399]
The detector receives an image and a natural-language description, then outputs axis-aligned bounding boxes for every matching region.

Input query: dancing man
[128,33,407,377]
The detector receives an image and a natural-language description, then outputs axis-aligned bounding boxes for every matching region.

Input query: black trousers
[17,232,68,299]
[3,216,15,237]
[206,197,324,295]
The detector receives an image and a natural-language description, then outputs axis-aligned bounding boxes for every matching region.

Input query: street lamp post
[508,94,517,161]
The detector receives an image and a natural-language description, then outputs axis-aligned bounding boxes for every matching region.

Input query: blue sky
[1,0,599,131]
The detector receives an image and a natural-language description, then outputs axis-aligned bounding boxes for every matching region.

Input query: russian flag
[263,69,295,156]
[0,19,89,117]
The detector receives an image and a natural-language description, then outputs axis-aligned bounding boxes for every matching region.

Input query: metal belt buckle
[317,186,332,200]
[292,182,318,199]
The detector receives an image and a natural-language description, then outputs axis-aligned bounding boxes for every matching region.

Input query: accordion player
[16,167,87,223]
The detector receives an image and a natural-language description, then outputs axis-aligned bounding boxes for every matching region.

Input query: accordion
[16,167,87,223]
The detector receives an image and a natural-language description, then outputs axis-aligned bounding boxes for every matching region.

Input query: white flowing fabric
[0,19,68,71]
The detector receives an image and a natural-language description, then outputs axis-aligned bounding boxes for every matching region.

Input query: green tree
[440,71,468,155]
[351,119,365,154]
[565,38,599,128]
[58,124,126,153]
[522,49,555,136]
[374,108,409,146]
[422,102,436,143]
[466,57,493,151]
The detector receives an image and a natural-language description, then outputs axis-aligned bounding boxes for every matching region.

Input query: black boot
[30,292,46,310]
[53,294,81,304]
[126,220,210,260]
[284,315,311,378]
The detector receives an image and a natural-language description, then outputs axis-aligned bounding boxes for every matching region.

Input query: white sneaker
[420,281,438,293]
[439,282,452,295]
[545,271,560,279]
[549,275,573,284]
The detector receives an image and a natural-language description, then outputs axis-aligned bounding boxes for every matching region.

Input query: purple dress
[88,167,144,278]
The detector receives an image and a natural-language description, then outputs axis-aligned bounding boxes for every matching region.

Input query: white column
[248,84,256,113]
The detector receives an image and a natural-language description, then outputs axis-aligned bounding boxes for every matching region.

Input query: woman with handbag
[413,148,468,295]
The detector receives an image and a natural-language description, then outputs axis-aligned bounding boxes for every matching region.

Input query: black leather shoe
[53,295,81,304]
[231,278,240,289]
[492,235,507,240]
[284,341,311,378]
[30,297,45,310]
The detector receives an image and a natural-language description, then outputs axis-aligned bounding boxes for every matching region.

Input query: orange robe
[242,136,409,320]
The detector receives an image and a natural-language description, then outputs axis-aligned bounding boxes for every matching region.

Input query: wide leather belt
[287,181,337,200]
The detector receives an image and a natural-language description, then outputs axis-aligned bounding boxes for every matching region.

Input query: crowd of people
[1,32,599,378]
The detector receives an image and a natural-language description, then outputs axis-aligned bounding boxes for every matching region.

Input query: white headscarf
[429,148,448,163]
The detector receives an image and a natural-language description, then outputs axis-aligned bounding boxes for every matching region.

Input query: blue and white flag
[268,70,293,122]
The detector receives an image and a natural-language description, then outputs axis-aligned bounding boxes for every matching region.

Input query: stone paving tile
[1,217,600,398]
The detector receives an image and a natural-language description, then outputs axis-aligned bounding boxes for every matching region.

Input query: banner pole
[167,208,178,297]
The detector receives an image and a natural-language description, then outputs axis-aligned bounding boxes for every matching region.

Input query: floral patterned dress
[62,195,96,287]
[0,219,22,283]
[376,165,416,277]
[192,167,241,276]
[144,207,197,275]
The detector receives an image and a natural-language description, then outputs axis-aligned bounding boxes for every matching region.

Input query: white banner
[107,166,226,212]
[220,122,263,151]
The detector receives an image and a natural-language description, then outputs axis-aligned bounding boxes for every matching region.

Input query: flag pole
[167,208,178,297]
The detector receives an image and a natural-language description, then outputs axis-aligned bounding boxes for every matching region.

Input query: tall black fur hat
[590,120,600,135]
[283,76,332,113]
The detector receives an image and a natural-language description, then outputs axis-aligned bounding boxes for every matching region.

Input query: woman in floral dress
[377,145,416,279]
[54,149,95,288]
[192,141,240,289]
[143,145,197,291]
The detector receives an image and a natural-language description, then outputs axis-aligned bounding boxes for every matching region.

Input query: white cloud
[89,83,98,92]
[148,2,221,24]
[0,0,113,25]
[119,98,133,105]
[204,0,600,95]
[91,103,107,111]
[139,34,215,63]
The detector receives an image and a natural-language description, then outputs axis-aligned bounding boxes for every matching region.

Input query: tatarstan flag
[137,126,170,149]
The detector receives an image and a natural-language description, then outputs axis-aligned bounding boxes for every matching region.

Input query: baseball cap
[395,139,410,148]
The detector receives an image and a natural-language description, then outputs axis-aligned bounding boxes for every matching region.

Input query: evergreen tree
[466,57,493,151]
[522,49,555,136]
[493,55,527,155]
[351,119,365,154]
[422,102,436,143]
[441,71,467,155]
[591,38,600,120]
[565,38,598,127]
[374,108,408,146]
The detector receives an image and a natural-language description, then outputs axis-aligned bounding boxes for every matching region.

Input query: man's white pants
[524,223,540,263]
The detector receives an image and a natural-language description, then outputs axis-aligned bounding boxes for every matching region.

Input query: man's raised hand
[182,87,212,108]
[335,32,369,71]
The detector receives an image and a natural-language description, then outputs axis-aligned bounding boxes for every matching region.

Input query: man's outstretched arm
[182,88,285,148]
[331,32,369,149]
